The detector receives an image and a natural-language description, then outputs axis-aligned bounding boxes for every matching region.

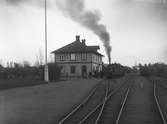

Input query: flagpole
[44,0,49,82]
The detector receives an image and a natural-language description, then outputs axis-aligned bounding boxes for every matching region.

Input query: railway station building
[51,35,103,78]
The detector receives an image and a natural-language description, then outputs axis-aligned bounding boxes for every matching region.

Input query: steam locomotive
[103,63,125,78]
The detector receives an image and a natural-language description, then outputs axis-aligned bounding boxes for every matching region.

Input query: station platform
[0,79,100,124]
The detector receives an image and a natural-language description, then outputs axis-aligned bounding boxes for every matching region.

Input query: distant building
[51,35,103,78]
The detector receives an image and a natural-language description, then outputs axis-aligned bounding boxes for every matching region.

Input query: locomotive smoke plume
[56,0,112,64]
[4,0,112,64]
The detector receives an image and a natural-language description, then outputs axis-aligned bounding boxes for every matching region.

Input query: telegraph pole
[44,0,49,82]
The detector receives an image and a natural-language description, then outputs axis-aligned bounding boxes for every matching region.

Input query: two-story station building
[51,35,103,78]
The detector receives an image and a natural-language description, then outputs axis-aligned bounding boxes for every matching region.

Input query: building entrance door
[81,65,87,78]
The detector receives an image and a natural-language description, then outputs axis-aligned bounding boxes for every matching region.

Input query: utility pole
[44,0,49,82]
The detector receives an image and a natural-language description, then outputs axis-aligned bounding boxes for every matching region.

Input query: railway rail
[111,79,166,124]
[154,79,167,124]
[58,80,106,124]
[58,76,167,124]
[58,77,130,124]
[80,78,132,124]
[77,77,132,124]
[81,77,167,124]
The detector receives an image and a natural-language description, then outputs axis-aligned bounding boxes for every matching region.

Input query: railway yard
[58,76,167,124]
[1,75,167,124]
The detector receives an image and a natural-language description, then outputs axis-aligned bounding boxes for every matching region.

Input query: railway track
[78,77,132,124]
[80,80,132,124]
[58,80,106,124]
[81,77,167,124]
[114,78,165,124]
[58,77,130,124]
[154,79,167,124]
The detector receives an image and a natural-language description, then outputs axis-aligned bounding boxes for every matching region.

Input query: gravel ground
[0,79,100,124]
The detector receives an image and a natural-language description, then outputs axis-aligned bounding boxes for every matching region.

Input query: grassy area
[0,78,46,90]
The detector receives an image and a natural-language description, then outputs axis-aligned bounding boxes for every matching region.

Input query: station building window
[81,53,87,60]
[60,54,65,61]
[70,54,76,60]
[71,66,76,74]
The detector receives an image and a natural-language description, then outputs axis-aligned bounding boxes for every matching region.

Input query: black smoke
[56,0,112,64]
[3,0,112,63]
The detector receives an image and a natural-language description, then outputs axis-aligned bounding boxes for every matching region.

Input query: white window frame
[81,53,87,60]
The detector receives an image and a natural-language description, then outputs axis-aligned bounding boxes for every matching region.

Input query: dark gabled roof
[51,40,104,56]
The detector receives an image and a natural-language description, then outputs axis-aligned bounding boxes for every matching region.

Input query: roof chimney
[76,35,80,42]
[82,39,86,46]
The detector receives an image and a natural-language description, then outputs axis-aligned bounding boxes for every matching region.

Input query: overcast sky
[0,0,167,66]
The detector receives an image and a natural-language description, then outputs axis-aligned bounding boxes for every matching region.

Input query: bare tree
[0,59,3,67]
[23,61,31,68]
[35,48,44,67]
